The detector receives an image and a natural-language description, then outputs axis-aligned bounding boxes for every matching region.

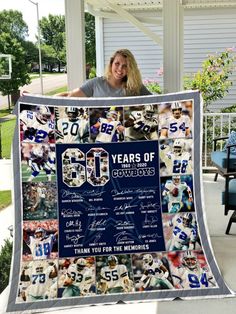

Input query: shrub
[143,79,162,94]
[184,49,236,111]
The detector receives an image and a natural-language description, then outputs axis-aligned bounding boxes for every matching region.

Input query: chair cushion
[211,151,236,169]
[223,131,236,154]
[222,179,236,205]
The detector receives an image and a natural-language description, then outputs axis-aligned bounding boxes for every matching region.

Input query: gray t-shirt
[80,76,152,97]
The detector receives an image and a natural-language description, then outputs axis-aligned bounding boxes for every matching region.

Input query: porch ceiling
[85,0,236,13]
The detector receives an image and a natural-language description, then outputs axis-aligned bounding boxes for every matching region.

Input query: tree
[39,13,96,71]
[0,10,28,42]
[0,10,31,106]
[0,33,31,106]
[0,239,13,293]
[39,14,66,72]
[22,40,39,69]
[85,12,96,67]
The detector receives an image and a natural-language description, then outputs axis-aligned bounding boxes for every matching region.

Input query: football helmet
[173,139,185,156]
[34,227,45,240]
[171,102,182,111]
[171,102,182,119]
[106,110,118,121]
[143,253,153,265]
[36,106,51,124]
[33,261,45,273]
[65,107,79,121]
[182,251,198,270]
[108,255,118,267]
[143,105,155,119]
[76,258,86,271]
[182,212,193,227]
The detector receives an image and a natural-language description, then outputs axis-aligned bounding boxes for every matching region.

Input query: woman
[58,49,151,97]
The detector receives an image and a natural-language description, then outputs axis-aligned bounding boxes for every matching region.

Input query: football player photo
[55,106,89,143]
[58,257,96,298]
[132,253,174,291]
[168,250,217,290]
[22,182,57,221]
[96,254,134,294]
[159,101,192,139]
[17,259,58,302]
[21,143,56,182]
[159,138,193,176]
[20,104,55,144]
[90,107,124,143]
[22,220,58,261]
[161,175,194,213]
[124,104,159,141]
[163,213,201,252]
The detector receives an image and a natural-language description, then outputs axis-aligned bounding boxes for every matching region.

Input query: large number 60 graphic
[62,148,109,187]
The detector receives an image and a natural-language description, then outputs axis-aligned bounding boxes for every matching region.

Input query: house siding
[102,8,236,111]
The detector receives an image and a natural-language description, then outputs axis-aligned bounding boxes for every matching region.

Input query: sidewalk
[0,114,16,123]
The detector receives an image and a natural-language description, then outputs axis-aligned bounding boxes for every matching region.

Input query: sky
[0,0,65,41]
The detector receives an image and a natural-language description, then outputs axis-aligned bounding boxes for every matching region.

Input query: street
[0,73,67,109]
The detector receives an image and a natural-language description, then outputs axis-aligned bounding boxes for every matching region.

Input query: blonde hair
[104,49,143,96]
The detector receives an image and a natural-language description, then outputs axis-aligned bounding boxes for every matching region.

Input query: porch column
[163,0,183,93]
[95,16,105,76]
[64,0,86,90]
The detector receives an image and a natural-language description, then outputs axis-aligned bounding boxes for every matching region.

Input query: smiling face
[111,54,128,83]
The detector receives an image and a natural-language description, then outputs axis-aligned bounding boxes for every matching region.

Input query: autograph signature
[114,231,136,243]
[80,190,106,197]
[142,214,158,227]
[61,190,83,199]
[115,220,134,227]
[65,220,82,229]
[61,208,83,217]
[112,188,156,196]
[88,219,107,230]
[140,202,160,210]
[87,206,110,212]
[66,234,85,244]
[138,233,162,239]
[114,203,137,211]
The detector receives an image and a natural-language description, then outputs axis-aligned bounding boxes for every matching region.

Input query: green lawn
[46,86,67,95]
[0,109,12,118]
[0,190,12,211]
[0,118,16,159]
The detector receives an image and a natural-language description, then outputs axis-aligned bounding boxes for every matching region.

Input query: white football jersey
[161,115,190,138]
[100,264,128,289]
[95,118,121,142]
[56,117,89,143]
[125,111,158,140]
[37,187,46,199]
[168,216,197,250]
[20,110,54,143]
[26,262,54,298]
[173,266,213,289]
[164,181,190,211]
[143,260,165,279]
[29,234,56,260]
[160,147,192,175]
[67,264,94,293]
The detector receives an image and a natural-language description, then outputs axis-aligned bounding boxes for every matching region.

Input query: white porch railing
[202,112,236,170]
